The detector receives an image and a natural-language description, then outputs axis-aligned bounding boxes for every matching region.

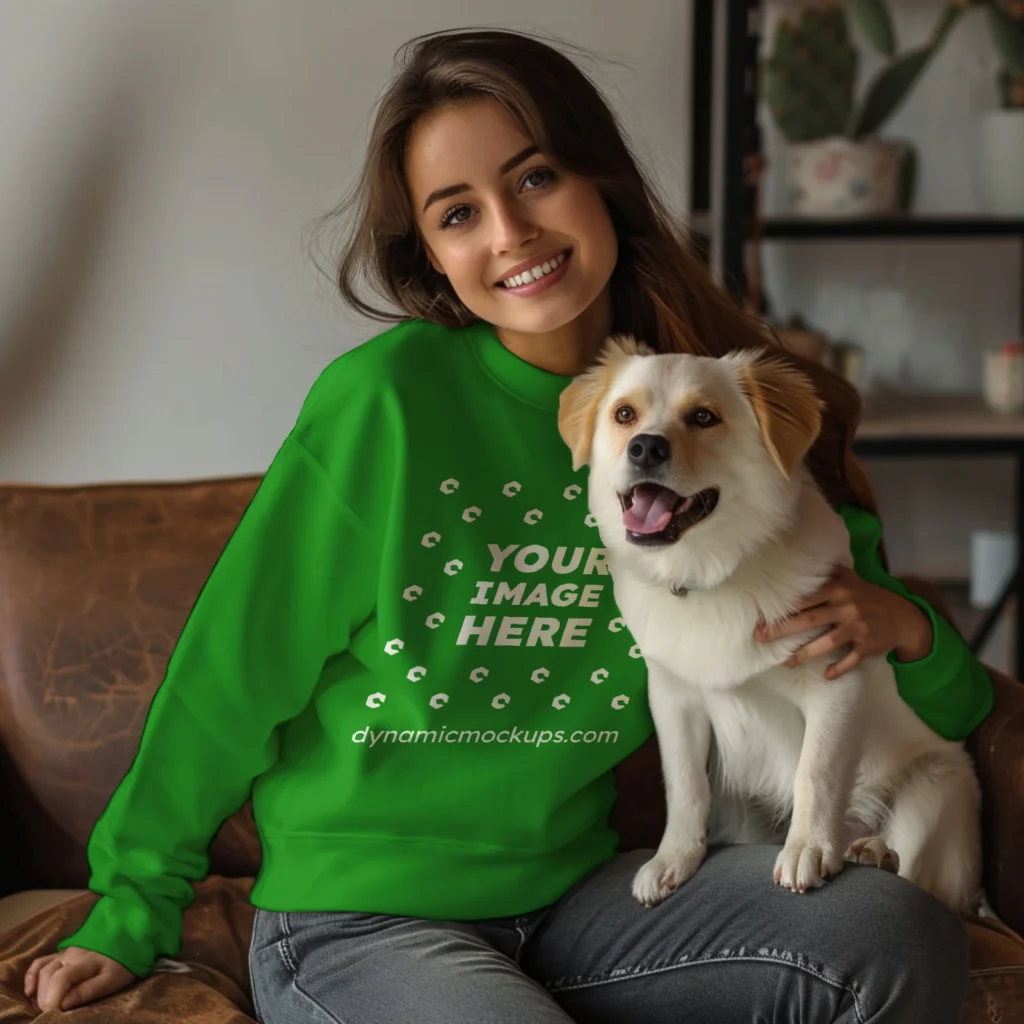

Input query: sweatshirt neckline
[469,321,573,410]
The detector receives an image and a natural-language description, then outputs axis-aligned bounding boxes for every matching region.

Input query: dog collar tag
[670,582,689,598]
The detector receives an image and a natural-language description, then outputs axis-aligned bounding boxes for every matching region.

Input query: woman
[27,27,991,1023]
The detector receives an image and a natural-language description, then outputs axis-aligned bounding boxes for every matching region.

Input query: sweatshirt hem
[250,828,616,920]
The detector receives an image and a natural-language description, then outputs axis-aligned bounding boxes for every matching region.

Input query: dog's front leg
[632,665,712,907]
[775,667,867,893]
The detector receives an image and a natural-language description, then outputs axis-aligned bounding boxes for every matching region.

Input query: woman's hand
[754,565,933,680]
[24,946,136,1012]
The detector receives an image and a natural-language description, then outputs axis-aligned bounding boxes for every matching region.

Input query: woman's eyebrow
[421,145,540,213]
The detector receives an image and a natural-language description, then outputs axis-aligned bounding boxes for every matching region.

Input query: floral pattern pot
[784,137,911,217]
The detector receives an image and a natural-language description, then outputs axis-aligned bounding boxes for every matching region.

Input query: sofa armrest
[966,668,1024,935]
[0,742,28,898]
[898,577,1024,931]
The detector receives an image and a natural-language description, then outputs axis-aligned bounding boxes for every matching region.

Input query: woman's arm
[55,435,377,978]
[755,504,994,741]
[838,503,994,741]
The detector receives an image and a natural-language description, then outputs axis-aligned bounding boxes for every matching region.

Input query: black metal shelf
[688,212,1024,241]
[689,0,1024,672]
[762,216,1024,240]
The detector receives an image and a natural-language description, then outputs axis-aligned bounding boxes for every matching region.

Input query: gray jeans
[248,844,968,1023]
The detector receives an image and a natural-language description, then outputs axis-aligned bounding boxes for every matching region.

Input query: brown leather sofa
[0,476,1023,1022]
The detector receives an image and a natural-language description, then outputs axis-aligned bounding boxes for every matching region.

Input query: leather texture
[0,477,262,894]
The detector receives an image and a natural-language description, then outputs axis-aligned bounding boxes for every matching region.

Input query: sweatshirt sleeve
[57,434,377,977]
[839,503,994,741]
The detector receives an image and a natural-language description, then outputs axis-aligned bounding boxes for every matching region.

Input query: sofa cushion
[0,478,263,894]
[963,915,1024,1021]
[0,877,256,1022]
[0,890,85,936]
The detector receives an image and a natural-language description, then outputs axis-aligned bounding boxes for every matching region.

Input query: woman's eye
[523,166,555,190]
[615,405,636,424]
[438,168,555,230]
[688,407,720,428]
[439,204,472,230]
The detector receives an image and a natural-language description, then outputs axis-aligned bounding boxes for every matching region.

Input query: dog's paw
[774,838,844,893]
[844,836,900,874]
[631,844,706,907]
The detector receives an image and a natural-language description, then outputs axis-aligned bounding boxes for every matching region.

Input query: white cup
[983,348,1024,415]
[970,530,1017,609]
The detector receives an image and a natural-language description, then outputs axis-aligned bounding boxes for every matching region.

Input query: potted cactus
[971,1,1024,215]
[765,1,964,217]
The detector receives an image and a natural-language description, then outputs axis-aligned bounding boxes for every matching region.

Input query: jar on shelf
[983,341,1024,415]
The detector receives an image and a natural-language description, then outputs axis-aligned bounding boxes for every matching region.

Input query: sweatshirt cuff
[885,589,956,679]
[57,894,166,978]
[886,591,994,739]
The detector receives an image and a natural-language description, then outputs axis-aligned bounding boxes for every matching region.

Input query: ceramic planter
[784,137,912,217]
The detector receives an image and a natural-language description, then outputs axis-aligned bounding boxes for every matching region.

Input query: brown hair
[308,27,877,516]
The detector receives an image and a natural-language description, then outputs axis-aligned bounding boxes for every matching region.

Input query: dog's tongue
[624,484,690,534]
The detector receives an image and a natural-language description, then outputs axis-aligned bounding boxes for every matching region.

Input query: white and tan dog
[559,335,981,912]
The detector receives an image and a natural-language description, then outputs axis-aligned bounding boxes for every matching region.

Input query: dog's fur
[559,335,982,911]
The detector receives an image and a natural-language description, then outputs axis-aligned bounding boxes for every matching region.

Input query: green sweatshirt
[59,318,993,977]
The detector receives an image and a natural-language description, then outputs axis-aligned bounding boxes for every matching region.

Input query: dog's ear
[558,371,605,471]
[558,334,651,471]
[737,355,823,478]
[600,333,657,359]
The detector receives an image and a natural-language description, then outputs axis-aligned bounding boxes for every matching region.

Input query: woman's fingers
[27,945,136,1012]
[757,604,842,642]
[826,647,864,680]
[35,958,94,1012]
[23,953,58,996]
[794,565,858,611]
[786,625,856,667]
[59,966,124,1011]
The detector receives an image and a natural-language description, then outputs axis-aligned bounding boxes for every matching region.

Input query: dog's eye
[687,407,720,428]
[614,405,636,425]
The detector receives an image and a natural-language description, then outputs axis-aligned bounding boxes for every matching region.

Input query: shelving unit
[692,0,1024,672]
[763,216,1024,243]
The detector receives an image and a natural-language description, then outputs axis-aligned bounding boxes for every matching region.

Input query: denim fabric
[249,844,968,1023]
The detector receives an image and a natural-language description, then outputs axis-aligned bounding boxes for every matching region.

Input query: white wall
[0,0,692,484]
[760,1,1022,579]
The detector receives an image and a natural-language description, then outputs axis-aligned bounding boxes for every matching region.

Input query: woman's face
[404,98,619,337]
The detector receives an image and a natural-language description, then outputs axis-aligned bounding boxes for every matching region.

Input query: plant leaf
[849,0,896,57]
[764,9,856,142]
[930,2,966,50]
[849,47,931,138]
[988,6,1024,77]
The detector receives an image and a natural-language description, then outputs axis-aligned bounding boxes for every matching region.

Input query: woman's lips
[497,250,572,298]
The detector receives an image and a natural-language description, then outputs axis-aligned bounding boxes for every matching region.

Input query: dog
[558,335,982,913]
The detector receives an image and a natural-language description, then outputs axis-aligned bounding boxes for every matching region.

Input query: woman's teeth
[501,251,567,289]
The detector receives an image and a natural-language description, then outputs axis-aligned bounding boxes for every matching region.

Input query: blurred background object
[692,0,1024,674]
[763,0,965,216]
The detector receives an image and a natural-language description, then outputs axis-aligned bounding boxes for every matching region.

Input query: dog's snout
[628,433,671,469]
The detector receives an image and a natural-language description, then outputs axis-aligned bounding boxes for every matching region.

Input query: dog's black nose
[628,433,671,469]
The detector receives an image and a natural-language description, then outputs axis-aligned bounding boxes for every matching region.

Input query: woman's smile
[497,248,572,296]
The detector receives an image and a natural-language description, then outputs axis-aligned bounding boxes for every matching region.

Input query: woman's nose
[490,200,539,254]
